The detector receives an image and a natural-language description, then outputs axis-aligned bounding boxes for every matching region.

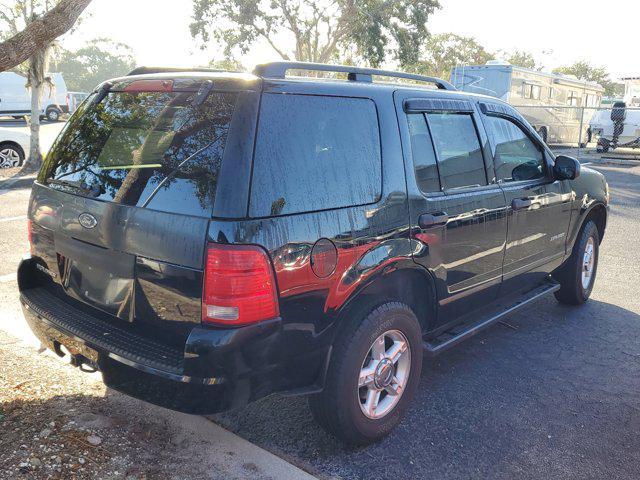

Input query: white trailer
[450,61,604,145]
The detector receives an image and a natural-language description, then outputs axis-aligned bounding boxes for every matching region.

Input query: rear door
[395,91,508,325]
[478,102,573,292]
[30,77,243,333]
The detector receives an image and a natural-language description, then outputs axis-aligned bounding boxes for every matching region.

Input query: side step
[423,279,561,356]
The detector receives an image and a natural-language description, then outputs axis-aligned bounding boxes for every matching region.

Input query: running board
[423,279,561,356]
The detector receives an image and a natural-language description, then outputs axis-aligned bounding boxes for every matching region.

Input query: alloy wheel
[358,329,411,420]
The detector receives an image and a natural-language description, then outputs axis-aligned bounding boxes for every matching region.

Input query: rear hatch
[28,74,249,339]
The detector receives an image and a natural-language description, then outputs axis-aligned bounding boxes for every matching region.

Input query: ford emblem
[78,212,98,229]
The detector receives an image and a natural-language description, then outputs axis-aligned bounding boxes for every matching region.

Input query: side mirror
[553,155,581,181]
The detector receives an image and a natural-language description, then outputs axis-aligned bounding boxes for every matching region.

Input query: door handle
[418,212,449,229]
[511,198,532,211]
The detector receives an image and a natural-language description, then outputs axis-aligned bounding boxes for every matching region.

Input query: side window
[407,114,440,193]
[426,112,487,190]
[484,116,546,183]
[249,94,382,217]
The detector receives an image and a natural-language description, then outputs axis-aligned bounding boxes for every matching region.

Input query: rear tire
[46,108,61,122]
[309,302,423,445]
[554,221,599,305]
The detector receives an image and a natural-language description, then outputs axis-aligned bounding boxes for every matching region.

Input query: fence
[510,105,640,156]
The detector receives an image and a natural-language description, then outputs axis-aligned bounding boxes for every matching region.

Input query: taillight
[27,219,34,255]
[202,244,279,326]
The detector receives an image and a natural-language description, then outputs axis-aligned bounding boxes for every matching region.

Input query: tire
[309,302,423,445]
[0,142,25,168]
[46,108,60,122]
[554,220,599,305]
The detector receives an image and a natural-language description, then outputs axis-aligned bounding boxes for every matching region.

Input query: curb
[592,157,640,166]
[0,175,36,190]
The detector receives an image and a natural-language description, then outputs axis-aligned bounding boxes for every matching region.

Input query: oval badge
[78,212,98,229]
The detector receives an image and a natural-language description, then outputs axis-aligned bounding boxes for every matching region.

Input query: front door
[479,104,573,293]
[395,92,508,326]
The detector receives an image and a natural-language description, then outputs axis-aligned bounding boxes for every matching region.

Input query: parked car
[0,127,29,168]
[0,71,69,121]
[18,62,609,445]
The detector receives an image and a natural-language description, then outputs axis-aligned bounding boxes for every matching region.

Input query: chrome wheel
[0,147,22,168]
[358,329,411,420]
[581,237,595,290]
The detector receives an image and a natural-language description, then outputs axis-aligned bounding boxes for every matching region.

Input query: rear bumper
[18,259,294,414]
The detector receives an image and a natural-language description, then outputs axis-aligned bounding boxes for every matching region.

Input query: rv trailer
[451,61,604,145]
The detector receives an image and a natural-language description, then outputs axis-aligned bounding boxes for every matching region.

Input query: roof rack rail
[252,61,456,91]
[127,66,226,76]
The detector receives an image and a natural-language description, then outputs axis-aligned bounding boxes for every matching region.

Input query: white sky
[61,0,640,79]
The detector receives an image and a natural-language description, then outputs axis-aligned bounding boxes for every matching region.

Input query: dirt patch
[0,332,248,480]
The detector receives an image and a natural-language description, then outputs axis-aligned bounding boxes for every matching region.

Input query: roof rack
[127,66,227,76]
[252,61,456,91]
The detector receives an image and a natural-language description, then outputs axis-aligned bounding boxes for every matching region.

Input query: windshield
[39,88,237,217]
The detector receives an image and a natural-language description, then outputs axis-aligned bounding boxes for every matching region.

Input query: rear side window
[426,112,487,190]
[40,88,236,217]
[407,113,440,193]
[249,94,381,217]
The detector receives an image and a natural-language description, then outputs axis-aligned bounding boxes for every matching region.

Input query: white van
[0,71,69,121]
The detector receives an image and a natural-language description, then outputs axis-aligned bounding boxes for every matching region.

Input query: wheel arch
[334,262,438,338]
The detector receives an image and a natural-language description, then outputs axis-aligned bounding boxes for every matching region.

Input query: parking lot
[0,158,638,479]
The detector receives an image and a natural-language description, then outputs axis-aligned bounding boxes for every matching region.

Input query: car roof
[103,69,496,105]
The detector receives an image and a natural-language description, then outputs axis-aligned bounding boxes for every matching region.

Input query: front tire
[309,302,423,445]
[554,220,599,305]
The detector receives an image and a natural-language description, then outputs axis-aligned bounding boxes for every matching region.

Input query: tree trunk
[0,0,93,72]
[27,78,42,173]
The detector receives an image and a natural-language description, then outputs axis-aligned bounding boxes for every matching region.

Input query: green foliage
[208,57,245,72]
[408,33,492,79]
[52,38,136,92]
[497,49,539,70]
[189,0,440,67]
[553,61,623,97]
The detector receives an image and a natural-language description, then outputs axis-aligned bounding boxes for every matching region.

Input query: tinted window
[250,94,381,217]
[485,116,545,182]
[407,113,440,193]
[40,89,236,217]
[426,112,487,190]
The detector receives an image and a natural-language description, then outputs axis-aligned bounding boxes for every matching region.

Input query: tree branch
[0,0,92,72]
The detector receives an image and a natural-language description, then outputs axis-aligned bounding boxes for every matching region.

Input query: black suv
[19,62,609,445]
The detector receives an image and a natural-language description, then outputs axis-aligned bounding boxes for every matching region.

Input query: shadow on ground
[215,298,640,480]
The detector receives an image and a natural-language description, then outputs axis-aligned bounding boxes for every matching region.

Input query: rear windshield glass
[39,88,236,217]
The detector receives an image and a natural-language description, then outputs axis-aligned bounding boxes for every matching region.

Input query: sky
[61,0,640,80]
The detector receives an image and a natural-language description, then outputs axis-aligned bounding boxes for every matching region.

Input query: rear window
[39,87,236,217]
[249,94,381,217]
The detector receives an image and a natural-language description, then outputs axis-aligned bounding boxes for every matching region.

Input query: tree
[408,33,492,79]
[554,61,622,97]
[189,0,441,68]
[208,57,245,72]
[0,0,92,173]
[497,49,539,70]
[53,38,136,92]
[0,0,92,72]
